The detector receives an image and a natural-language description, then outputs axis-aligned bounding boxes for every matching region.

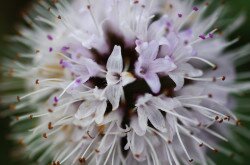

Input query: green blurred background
[0,0,250,164]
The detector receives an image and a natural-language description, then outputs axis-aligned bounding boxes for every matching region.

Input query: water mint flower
[1,0,250,165]
[135,40,176,93]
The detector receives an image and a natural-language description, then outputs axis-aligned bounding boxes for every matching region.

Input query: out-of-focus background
[0,0,250,164]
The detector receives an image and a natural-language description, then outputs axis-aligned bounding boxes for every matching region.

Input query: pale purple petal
[168,73,184,91]
[165,114,176,142]
[70,65,89,77]
[151,97,181,111]
[105,84,123,110]
[102,110,121,124]
[135,40,148,54]
[107,45,123,73]
[75,101,96,119]
[134,59,147,77]
[83,58,102,76]
[144,73,161,93]
[131,116,146,136]
[137,106,148,132]
[73,116,94,127]
[136,40,159,60]
[150,57,177,73]
[98,135,115,154]
[94,101,107,124]
[98,123,117,154]
[180,63,203,77]
[131,132,145,159]
[144,105,166,132]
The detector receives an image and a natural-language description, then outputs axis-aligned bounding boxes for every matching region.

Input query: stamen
[164,144,173,165]
[103,136,117,165]
[17,96,20,102]
[177,8,198,31]
[168,145,181,165]
[37,78,65,84]
[38,144,58,163]
[80,133,99,159]
[43,133,48,139]
[178,13,182,18]
[57,80,77,99]
[188,56,217,69]
[79,158,86,164]
[148,127,170,143]
[203,128,228,142]
[87,130,94,139]
[177,95,209,100]
[54,98,85,110]
[54,96,59,104]
[154,105,199,125]
[184,103,229,119]
[111,145,117,165]
[178,125,203,146]
[85,150,94,160]
[193,6,199,11]
[36,16,57,27]
[60,141,84,164]
[86,0,101,35]
[199,35,206,40]
[19,87,55,101]
[190,28,218,45]
[47,35,53,40]
[185,76,226,82]
[35,79,39,85]
[145,137,160,165]
[48,122,54,130]
[174,121,193,162]
[46,126,64,137]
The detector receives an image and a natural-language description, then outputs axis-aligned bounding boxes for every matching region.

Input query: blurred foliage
[0,0,250,165]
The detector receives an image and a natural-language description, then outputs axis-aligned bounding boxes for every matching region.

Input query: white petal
[105,84,123,110]
[135,40,148,54]
[75,101,96,119]
[141,40,159,60]
[124,131,132,150]
[98,135,115,154]
[180,63,203,77]
[165,114,176,142]
[73,116,94,127]
[152,97,181,112]
[150,57,177,73]
[83,57,102,76]
[94,101,108,124]
[131,132,145,155]
[102,110,121,124]
[144,105,166,132]
[169,73,184,91]
[71,127,84,142]
[98,123,116,154]
[107,45,123,73]
[137,106,148,132]
[144,73,161,93]
[131,116,146,136]
[70,65,89,78]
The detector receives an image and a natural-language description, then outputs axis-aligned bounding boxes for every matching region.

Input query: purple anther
[193,7,199,11]
[47,35,53,41]
[199,35,206,40]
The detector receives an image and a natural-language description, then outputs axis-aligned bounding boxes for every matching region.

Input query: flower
[135,40,176,93]
[1,0,250,165]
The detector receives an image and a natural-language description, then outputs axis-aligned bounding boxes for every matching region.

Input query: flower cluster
[1,0,250,165]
